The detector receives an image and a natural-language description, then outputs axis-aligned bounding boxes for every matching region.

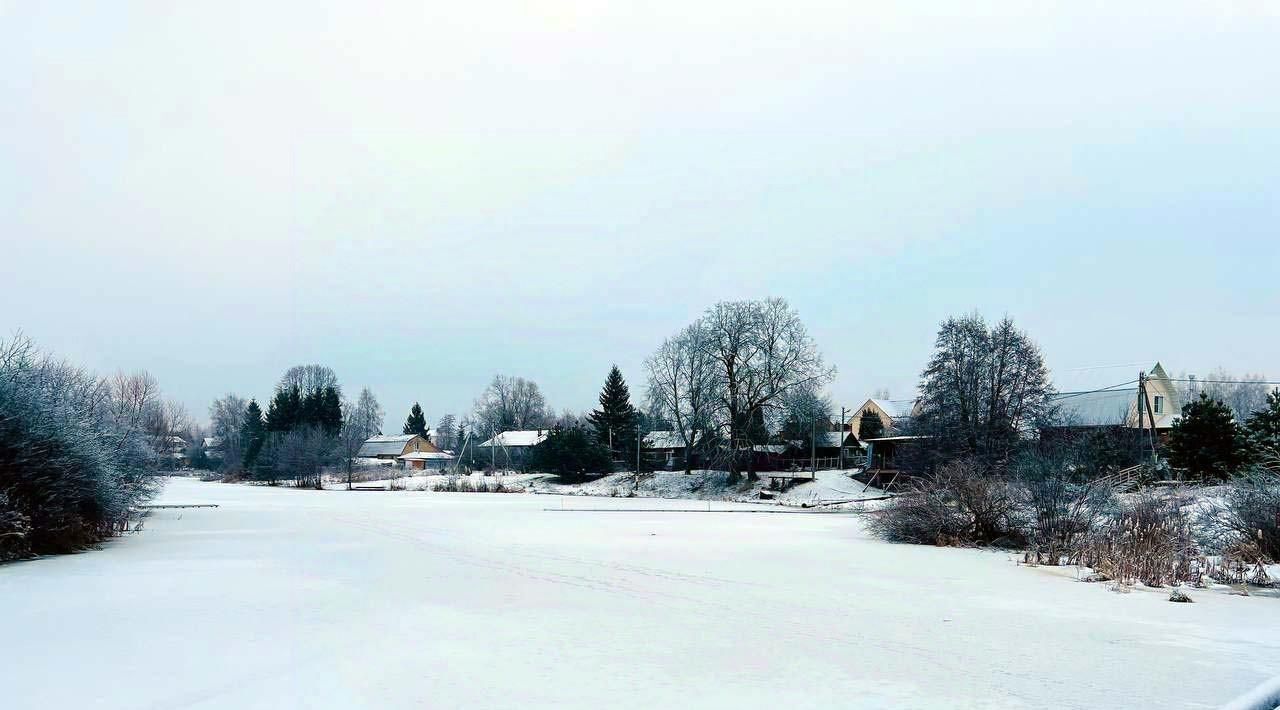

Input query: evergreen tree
[240,399,267,469]
[859,409,885,439]
[587,366,638,460]
[528,425,613,483]
[300,388,323,428]
[320,386,343,436]
[402,402,427,437]
[1245,388,1280,462]
[1167,393,1249,480]
[264,386,299,432]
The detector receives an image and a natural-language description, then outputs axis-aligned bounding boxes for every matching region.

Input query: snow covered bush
[1012,453,1114,566]
[868,459,1027,547]
[0,336,162,559]
[0,491,32,561]
[1197,470,1280,585]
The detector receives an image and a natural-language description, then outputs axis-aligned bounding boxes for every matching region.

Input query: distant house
[358,434,440,460]
[475,430,549,470]
[1045,362,1182,437]
[397,450,455,471]
[642,430,705,470]
[812,431,862,460]
[202,436,223,461]
[854,398,919,437]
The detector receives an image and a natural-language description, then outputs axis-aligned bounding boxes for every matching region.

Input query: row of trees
[209,365,386,488]
[1,335,187,560]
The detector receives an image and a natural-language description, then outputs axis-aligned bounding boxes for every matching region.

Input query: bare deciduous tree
[701,298,834,476]
[277,364,340,395]
[1193,369,1271,422]
[645,321,720,474]
[473,375,549,436]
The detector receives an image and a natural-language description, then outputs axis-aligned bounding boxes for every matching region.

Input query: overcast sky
[2,1,1277,431]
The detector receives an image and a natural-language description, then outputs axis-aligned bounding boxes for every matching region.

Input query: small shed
[397,451,455,471]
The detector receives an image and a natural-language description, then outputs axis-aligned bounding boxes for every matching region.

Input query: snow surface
[2,477,1278,709]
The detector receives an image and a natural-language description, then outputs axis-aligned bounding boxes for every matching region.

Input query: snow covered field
[2,478,1277,709]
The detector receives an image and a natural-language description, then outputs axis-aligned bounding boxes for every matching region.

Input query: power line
[1166,378,1280,386]
[1050,379,1140,401]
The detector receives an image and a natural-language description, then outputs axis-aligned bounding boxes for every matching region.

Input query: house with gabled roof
[1047,362,1181,433]
[358,434,441,460]
[853,398,920,438]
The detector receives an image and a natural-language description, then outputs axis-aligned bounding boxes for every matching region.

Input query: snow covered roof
[642,430,702,449]
[357,434,417,457]
[202,437,221,449]
[477,430,548,448]
[869,399,917,419]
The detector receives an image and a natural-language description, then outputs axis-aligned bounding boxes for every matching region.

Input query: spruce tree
[320,386,343,436]
[264,387,297,432]
[859,409,885,439]
[1167,393,1248,480]
[402,402,427,437]
[587,366,638,459]
[1245,388,1280,462]
[300,388,321,428]
[240,399,267,469]
[286,385,302,428]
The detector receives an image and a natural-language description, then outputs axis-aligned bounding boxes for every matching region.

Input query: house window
[1153,396,1164,414]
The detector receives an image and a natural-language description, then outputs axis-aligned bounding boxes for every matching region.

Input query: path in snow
[1,477,1276,709]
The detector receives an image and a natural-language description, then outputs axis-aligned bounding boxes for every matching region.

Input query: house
[475,430,549,469]
[397,450,455,471]
[641,430,705,470]
[862,435,929,472]
[813,431,862,461]
[853,398,919,437]
[202,436,223,461]
[357,434,440,460]
[1046,363,1182,436]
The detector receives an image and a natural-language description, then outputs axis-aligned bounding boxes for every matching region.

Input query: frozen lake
[2,477,1276,709]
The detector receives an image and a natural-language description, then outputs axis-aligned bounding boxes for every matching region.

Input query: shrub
[1,336,161,558]
[868,459,1026,547]
[429,474,520,493]
[1198,470,1280,579]
[0,492,32,562]
[1073,491,1202,588]
[1013,453,1114,565]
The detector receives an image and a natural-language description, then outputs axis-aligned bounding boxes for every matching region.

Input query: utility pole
[838,406,847,470]
[636,431,642,474]
[811,416,817,477]
[1136,371,1145,465]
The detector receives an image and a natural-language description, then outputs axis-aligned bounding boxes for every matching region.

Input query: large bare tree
[645,321,718,473]
[702,298,834,476]
[473,375,549,436]
[277,364,340,395]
